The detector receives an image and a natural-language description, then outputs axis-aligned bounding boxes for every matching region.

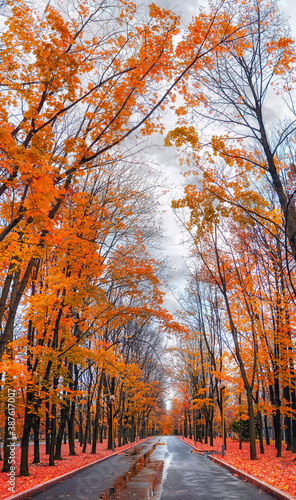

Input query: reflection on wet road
[103,440,163,499]
[21,436,276,499]
[108,436,276,500]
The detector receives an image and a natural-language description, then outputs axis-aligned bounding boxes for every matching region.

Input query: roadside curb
[4,439,152,500]
[174,436,295,500]
[208,455,295,500]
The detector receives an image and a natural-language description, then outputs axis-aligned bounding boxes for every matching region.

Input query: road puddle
[99,440,165,500]
[128,446,142,456]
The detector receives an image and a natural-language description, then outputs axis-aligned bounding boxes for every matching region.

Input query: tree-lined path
[1,0,296,496]
[21,437,275,500]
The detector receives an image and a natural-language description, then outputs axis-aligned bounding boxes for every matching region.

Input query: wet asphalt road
[21,436,275,500]
[156,436,273,499]
[19,438,160,500]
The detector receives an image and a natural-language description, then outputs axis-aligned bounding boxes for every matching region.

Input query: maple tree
[164,0,296,462]
[170,0,296,260]
[0,0,178,360]
[169,210,296,459]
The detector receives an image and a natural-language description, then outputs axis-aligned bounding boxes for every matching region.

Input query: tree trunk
[99,425,104,444]
[55,399,69,460]
[82,400,91,453]
[274,377,282,457]
[91,371,104,454]
[209,416,214,447]
[49,376,59,466]
[68,404,76,456]
[188,410,192,439]
[107,403,113,450]
[19,408,34,476]
[246,388,257,460]
[198,412,202,443]
[33,415,40,464]
[184,409,188,438]
[49,401,57,466]
[79,410,83,446]
[257,412,264,454]
[68,364,78,456]
[262,388,270,446]
[45,399,50,455]
[239,393,242,450]
[118,423,122,448]
[264,413,270,446]
[204,417,208,445]
[284,385,292,451]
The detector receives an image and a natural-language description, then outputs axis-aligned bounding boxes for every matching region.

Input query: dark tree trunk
[19,407,34,476]
[264,413,270,446]
[49,376,59,466]
[49,401,57,466]
[255,389,264,454]
[198,412,202,443]
[262,387,270,446]
[99,425,103,444]
[33,415,40,464]
[140,417,145,440]
[107,404,113,450]
[274,377,282,457]
[68,403,76,456]
[275,408,282,457]
[55,398,69,460]
[79,410,83,446]
[68,364,78,456]
[204,417,208,445]
[45,399,50,455]
[188,410,192,440]
[239,393,242,450]
[246,388,257,460]
[118,424,122,448]
[209,415,214,447]
[285,413,292,451]
[83,400,91,453]
[91,371,104,454]
[269,384,279,452]
[257,412,264,454]
[122,420,127,445]
[284,385,292,451]
[239,417,242,449]
[184,409,188,438]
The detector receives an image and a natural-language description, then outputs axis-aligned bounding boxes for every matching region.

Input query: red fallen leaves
[0,439,148,499]
[181,436,220,453]
[182,436,296,499]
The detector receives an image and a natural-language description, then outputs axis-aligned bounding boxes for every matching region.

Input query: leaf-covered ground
[182,436,296,498]
[0,439,147,499]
